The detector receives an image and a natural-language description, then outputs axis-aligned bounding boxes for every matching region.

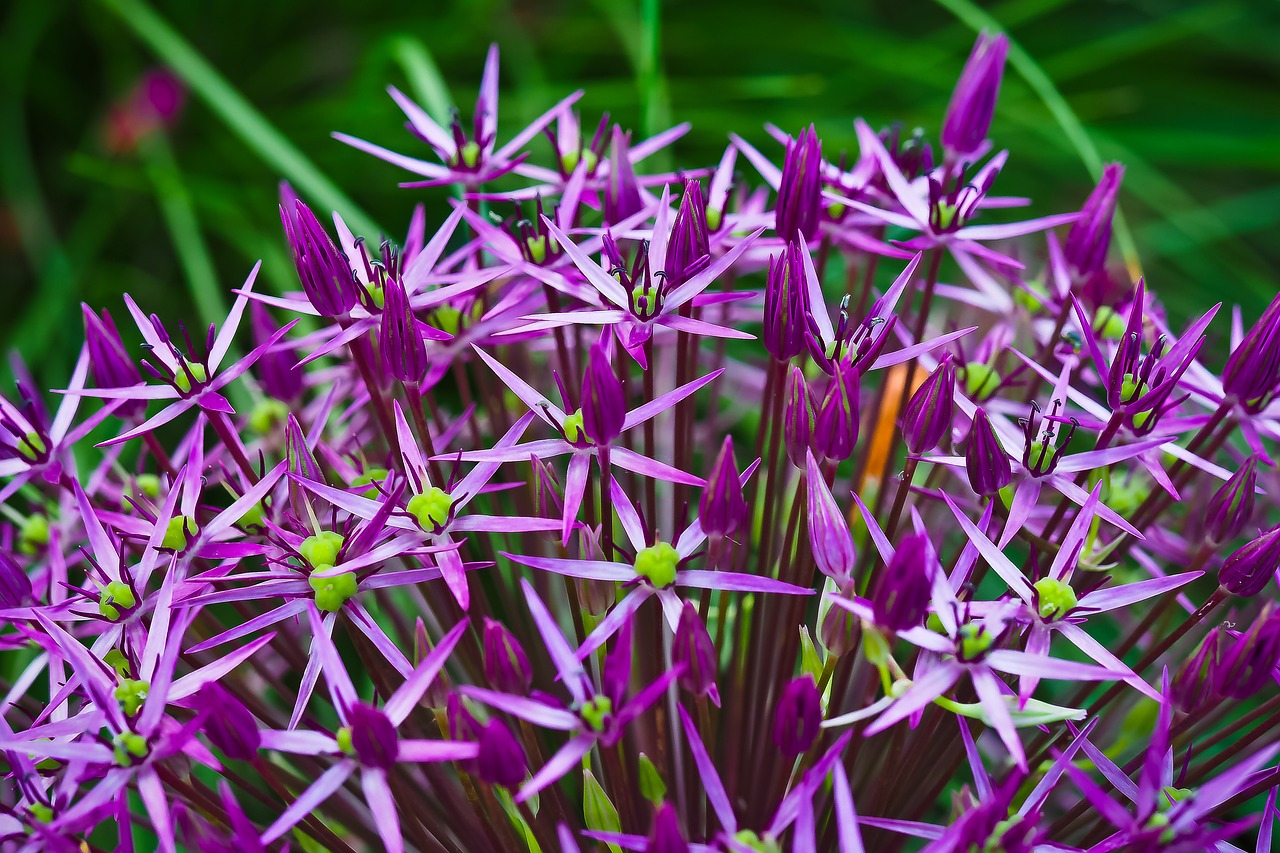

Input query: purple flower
[673,601,719,706]
[698,435,748,541]
[1064,163,1124,281]
[773,675,822,756]
[902,354,956,454]
[483,617,532,695]
[965,407,1012,497]
[775,126,823,242]
[1220,523,1280,598]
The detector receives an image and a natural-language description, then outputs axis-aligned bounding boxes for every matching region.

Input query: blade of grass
[391,36,454,126]
[929,0,1141,278]
[99,0,382,238]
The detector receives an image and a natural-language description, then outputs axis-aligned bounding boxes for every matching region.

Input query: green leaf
[638,753,667,806]
[583,769,622,852]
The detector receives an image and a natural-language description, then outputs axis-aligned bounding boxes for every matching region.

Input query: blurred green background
[2,0,1278,386]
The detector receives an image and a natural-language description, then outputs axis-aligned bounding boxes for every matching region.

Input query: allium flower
[8,38,1280,853]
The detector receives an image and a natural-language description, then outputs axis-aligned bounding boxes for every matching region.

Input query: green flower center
[173,361,208,394]
[560,148,597,175]
[19,514,50,555]
[27,803,54,824]
[459,141,482,169]
[1013,282,1050,314]
[524,234,548,264]
[561,410,591,446]
[634,542,680,588]
[113,679,150,717]
[237,500,266,532]
[731,831,781,853]
[365,281,385,310]
[309,569,359,613]
[134,474,162,500]
[16,431,46,463]
[630,282,661,316]
[580,695,614,733]
[957,622,995,661]
[1033,577,1078,621]
[249,398,290,434]
[1027,440,1060,474]
[112,732,149,766]
[961,362,1001,398]
[1093,307,1127,340]
[336,726,355,755]
[98,581,137,621]
[104,649,131,678]
[705,206,723,232]
[934,202,960,232]
[350,467,389,500]
[299,531,345,570]
[407,487,454,532]
[161,515,199,552]
[1120,372,1147,405]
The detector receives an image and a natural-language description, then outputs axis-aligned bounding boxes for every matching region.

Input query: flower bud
[646,803,689,853]
[280,192,359,317]
[82,305,145,419]
[763,242,809,361]
[1171,627,1222,714]
[965,408,1011,497]
[805,451,855,584]
[1204,456,1258,545]
[249,303,303,403]
[813,364,859,462]
[0,550,34,609]
[1223,292,1280,413]
[784,366,815,468]
[874,533,934,634]
[1219,524,1280,598]
[475,719,525,788]
[198,684,260,762]
[380,279,429,385]
[776,126,822,243]
[820,594,859,657]
[699,436,747,540]
[941,32,1009,159]
[580,343,625,446]
[902,355,956,454]
[1218,603,1280,700]
[673,603,719,706]
[667,179,711,288]
[1064,164,1124,281]
[345,702,399,770]
[482,617,532,695]
[772,676,822,757]
[604,126,643,224]
[638,753,667,805]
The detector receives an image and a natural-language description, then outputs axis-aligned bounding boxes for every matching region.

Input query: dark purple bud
[198,684,260,762]
[902,355,956,454]
[482,617,532,695]
[280,192,358,317]
[763,242,809,361]
[580,344,625,446]
[379,279,429,385]
[1219,524,1280,598]
[475,719,526,788]
[813,364,859,462]
[784,366,815,469]
[1204,456,1259,546]
[0,549,33,609]
[941,32,1009,159]
[667,179,711,288]
[346,702,399,770]
[285,414,323,518]
[646,803,689,853]
[1223,292,1280,413]
[874,533,934,634]
[966,408,1011,497]
[249,303,303,403]
[699,436,747,540]
[673,602,719,706]
[776,126,823,243]
[81,305,145,419]
[1064,164,1124,280]
[805,451,855,583]
[772,675,822,757]
[1172,627,1222,714]
[604,126,643,224]
[1217,603,1280,700]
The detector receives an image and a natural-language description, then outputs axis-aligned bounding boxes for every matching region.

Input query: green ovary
[580,695,614,733]
[173,361,208,394]
[309,569,359,612]
[98,581,136,621]
[249,399,290,434]
[299,531,345,569]
[112,732,148,766]
[113,679,150,717]
[561,410,590,445]
[1033,577,1078,621]
[350,468,388,500]
[962,362,1001,398]
[731,831,781,853]
[162,515,198,552]
[958,622,994,660]
[17,432,46,463]
[634,542,680,588]
[407,487,454,531]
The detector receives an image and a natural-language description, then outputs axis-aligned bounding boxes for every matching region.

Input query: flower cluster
[3,36,1280,853]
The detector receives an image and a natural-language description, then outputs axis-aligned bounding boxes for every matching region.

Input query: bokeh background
[3,0,1278,387]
